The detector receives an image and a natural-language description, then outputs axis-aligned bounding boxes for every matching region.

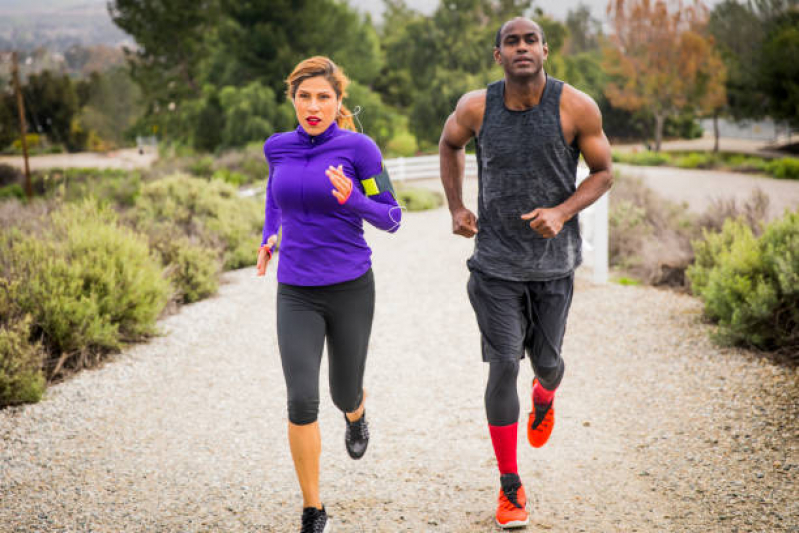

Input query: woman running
[256,56,401,533]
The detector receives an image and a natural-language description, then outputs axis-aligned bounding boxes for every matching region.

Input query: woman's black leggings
[276,269,375,425]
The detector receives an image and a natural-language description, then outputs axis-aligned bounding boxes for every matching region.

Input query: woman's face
[293,76,340,136]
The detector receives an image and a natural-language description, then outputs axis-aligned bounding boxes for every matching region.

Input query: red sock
[488,423,518,475]
[533,380,556,405]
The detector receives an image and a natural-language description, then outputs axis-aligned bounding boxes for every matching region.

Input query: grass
[612,150,799,180]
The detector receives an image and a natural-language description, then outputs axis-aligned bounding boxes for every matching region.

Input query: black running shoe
[300,506,329,533]
[344,411,369,459]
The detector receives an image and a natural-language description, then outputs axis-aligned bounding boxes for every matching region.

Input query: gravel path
[615,164,799,220]
[0,148,157,172]
[1,178,796,532]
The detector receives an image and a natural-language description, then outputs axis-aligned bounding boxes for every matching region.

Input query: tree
[109,0,215,99]
[759,10,799,129]
[603,0,727,151]
[564,4,602,54]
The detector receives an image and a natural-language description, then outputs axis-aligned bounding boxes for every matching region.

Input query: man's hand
[256,234,278,276]
[451,206,478,238]
[521,207,568,238]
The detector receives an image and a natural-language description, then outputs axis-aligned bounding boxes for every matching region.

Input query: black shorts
[467,269,573,385]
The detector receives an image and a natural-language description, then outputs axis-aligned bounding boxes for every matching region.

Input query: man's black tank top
[468,76,582,281]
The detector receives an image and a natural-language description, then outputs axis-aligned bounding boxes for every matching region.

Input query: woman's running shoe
[496,473,529,529]
[527,379,555,448]
[300,506,330,533]
[344,411,369,459]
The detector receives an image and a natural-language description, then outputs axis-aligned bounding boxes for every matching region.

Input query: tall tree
[109,0,216,99]
[564,3,602,54]
[602,0,727,151]
[760,10,799,129]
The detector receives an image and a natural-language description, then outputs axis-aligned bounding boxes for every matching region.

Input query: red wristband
[259,245,273,258]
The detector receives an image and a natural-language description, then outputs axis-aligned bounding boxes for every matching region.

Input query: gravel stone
[1,178,796,532]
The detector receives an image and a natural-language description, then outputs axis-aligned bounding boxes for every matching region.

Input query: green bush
[386,131,419,158]
[188,156,215,177]
[31,168,142,206]
[674,152,715,169]
[612,151,671,166]
[688,210,798,353]
[212,168,248,188]
[147,231,221,304]
[395,185,443,212]
[726,155,769,173]
[0,281,46,406]
[134,174,262,269]
[765,158,799,180]
[0,163,21,187]
[0,184,25,202]
[1,200,170,377]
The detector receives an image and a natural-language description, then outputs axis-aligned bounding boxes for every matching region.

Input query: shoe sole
[496,516,530,529]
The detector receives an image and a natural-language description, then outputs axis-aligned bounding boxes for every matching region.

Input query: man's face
[494,19,548,78]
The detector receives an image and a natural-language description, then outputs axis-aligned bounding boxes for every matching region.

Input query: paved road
[615,164,799,220]
[1,179,796,532]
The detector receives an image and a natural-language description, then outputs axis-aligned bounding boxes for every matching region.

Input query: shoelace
[301,508,326,533]
[347,416,369,441]
[501,483,523,509]
[531,402,552,430]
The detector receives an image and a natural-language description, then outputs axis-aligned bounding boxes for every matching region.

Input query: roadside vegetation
[612,151,799,180]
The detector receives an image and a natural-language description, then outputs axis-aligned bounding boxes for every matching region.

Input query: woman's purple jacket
[261,122,401,286]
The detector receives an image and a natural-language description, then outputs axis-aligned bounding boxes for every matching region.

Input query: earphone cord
[339,105,364,133]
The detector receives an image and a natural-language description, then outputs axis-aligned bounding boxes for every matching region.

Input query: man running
[439,17,613,529]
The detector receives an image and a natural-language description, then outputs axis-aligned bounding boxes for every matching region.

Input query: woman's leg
[325,270,375,420]
[277,284,326,508]
[288,421,322,509]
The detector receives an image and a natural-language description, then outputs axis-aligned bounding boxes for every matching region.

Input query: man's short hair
[495,20,547,48]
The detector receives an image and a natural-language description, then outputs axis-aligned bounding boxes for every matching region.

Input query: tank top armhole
[478,81,501,145]
[552,79,580,156]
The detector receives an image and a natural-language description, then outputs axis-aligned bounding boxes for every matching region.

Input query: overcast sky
[348,0,729,22]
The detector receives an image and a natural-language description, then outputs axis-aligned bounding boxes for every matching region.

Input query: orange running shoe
[496,473,529,529]
[527,379,555,448]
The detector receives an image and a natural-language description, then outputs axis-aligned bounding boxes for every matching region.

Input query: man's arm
[439,90,484,237]
[522,91,613,238]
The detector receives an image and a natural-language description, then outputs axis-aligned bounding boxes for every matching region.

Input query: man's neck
[503,71,547,111]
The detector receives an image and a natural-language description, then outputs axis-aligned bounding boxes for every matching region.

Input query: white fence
[386,154,609,284]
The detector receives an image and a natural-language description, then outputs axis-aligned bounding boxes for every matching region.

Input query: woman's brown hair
[286,56,356,131]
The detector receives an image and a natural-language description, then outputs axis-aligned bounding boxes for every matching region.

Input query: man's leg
[468,270,530,528]
[525,273,574,448]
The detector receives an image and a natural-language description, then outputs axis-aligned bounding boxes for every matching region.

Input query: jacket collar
[296,122,339,146]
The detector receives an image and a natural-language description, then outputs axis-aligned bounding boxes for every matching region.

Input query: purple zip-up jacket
[261,123,401,286]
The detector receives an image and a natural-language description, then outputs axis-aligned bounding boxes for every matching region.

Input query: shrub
[386,131,419,158]
[0,184,25,202]
[0,163,21,186]
[673,152,715,169]
[609,174,697,286]
[212,168,248,188]
[726,155,769,173]
[145,228,221,304]
[765,158,799,180]
[0,200,170,378]
[0,281,46,406]
[688,211,798,355]
[134,174,262,270]
[394,185,443,212]
[188,156,215,177]
[612,151,671,166]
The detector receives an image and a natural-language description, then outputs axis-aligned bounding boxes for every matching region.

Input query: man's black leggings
[276,269,375,425]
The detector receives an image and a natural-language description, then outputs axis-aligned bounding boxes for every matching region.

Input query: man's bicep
[441,112,474,150]
[577,104,612,173]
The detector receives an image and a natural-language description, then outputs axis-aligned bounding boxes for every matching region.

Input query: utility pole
[11,51,32,200]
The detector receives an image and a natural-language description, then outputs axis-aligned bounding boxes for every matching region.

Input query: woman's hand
[326,164,353,204]
[256,234,278,277]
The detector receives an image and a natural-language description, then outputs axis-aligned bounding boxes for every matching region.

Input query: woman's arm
[327,164,402,233]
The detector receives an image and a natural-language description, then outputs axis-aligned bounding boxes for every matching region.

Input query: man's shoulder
[560,83,600,117]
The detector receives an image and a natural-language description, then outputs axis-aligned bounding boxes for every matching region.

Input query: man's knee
[535,358,565,390]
